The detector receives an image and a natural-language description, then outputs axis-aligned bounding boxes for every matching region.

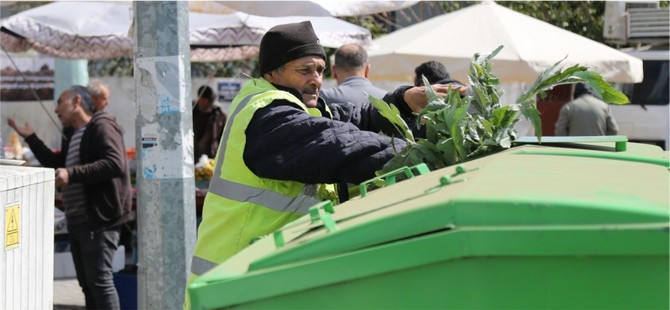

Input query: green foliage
[190,60,259,79]
[1,1,49,15]
[376,45,629,174]
[88,57,134,77]
[369,96,415,141]
[496,1,606,43]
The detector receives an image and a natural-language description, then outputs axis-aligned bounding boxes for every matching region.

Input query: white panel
[0,166,55,310]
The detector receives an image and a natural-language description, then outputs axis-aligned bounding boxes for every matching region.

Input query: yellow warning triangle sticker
[8,209,18,231]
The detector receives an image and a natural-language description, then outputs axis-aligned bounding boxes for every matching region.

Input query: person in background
[87,79,110,112]
[7,85,132,310]
[185,20,464,309]
[555,83,619,136]
[412,61,467,137]
[193,85,227,160]
[319,43,388,104]
[319,44,390,199]
[414,60,465,87]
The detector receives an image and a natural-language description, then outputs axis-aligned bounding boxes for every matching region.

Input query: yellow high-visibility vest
[185,78,332,309]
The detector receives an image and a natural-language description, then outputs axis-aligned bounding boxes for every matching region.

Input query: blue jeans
[69,225,121,310]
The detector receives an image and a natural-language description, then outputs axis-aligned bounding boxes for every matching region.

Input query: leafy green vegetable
[369,95,415,141]
[374,45,629,174]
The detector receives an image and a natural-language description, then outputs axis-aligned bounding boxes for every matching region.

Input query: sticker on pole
[136,56,194,180]
[5,203,20,251]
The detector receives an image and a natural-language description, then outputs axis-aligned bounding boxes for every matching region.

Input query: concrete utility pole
[133,2,196,309]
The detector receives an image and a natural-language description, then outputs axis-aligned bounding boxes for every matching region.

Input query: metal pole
[133,2,196,309]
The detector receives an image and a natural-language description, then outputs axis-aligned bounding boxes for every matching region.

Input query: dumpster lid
[194,141,669,290]
[244,142,669,270]
[190,141,669,309]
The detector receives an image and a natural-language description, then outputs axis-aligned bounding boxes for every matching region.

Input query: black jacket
[193,105,227,160]
[243,84,417,186]
[25,112,132,231]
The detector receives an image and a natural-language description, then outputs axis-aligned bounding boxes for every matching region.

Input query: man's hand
[55,168,70,188]
[7,118,35,138]
[403,84,468,113]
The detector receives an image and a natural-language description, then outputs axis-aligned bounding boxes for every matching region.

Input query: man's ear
[263,71,275,83]
[331,65,338,80]
[364,64,371,78]
[72,94,82,108]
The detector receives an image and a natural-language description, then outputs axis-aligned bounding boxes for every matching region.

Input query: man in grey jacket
[319,43,388,104]
[555,83,619,136]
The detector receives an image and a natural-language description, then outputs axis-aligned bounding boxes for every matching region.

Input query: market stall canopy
[191,1,419,17]
[189,11,373,62]
[367,1,644,84]
[0,1,133,59]
[0,1,373,61]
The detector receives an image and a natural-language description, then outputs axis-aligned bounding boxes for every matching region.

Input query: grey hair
[68,85,95,114]
[87,79,108,97]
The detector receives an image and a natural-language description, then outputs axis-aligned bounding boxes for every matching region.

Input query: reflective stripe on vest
[209,177,320,214]
[190,255,218,277]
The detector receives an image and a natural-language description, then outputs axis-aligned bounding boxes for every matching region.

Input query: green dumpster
[189,139,670,309]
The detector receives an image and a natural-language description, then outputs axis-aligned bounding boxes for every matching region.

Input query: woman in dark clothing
[193,85,227,160]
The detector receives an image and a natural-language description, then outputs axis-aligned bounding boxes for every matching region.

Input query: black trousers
[69,225,121,310]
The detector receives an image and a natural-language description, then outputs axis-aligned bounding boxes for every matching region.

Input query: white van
[612,50,669,150]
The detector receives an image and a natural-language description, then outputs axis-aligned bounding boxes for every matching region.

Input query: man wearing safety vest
[185,20,464,308]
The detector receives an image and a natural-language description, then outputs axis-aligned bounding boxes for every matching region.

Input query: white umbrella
[1,1,373,61]
[1,1,133,59]
[367,1,643,84]
[189,11,373,62]
[198,1,419,17]
[189,11,372,49]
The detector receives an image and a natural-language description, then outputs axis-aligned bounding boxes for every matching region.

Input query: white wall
[0,166,54,309]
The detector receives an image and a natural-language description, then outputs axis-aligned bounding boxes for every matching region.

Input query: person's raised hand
[6,118,35,138]
[403,84,468,113]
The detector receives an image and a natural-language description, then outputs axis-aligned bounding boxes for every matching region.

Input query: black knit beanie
[259,21,326,75]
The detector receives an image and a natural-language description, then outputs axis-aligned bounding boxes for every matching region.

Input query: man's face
[92,86,109,112]
[196,96,211,111]
[265,56,326,108]
[55,91,78,127]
